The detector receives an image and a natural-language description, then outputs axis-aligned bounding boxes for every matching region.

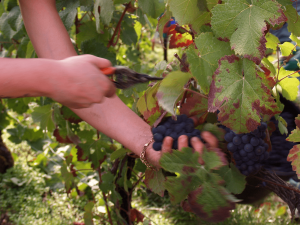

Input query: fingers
[177,135,189,151]
[86,54,112,68]
[161,136,173,154]
[190,137,205,164]
[201,131,219,148]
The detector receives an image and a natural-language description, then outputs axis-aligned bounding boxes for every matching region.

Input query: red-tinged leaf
[130,208,145,223]
[180,91,208,118]
[70,164,77,177]
[258,67,276,89]
[208,56,280,133]
[187,186,236,222]
[53,128,78,144]
[144,169,165,197]
[296,115,300,129]
[137,82,162,125]
[211,0,287,64]
[76,145,88,161]
[61,106,82,124]
[168,25,193,48]
[287,144,300,179]
[286,128,300,142]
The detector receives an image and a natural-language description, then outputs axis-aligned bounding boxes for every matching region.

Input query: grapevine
[2,0,300,224]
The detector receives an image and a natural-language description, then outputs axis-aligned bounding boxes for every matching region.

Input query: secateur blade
[101,66,163,89]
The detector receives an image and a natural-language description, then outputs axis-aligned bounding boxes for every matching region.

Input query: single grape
[156,125,167,135]
[254,163,262,170]
[224,132,234,142]
[227,142,237,152]
[242,135,250,144]
[259,122,267,131]
[239,149,247,157]
[186,118,194,125]
[169,132,178,140]
[185,123,194,133]
[154,133,163,142]
[153,142,162,151]
[164,121,171,129]
[250,137,260,146]
[244,144,253,153]
[255,146,265,155]
[232,136,242,146]
[165,129,172,136]
[259,138,264,146]
[175,123,184,133]
[151,127,158,134]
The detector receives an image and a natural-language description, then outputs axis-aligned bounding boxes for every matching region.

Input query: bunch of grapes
[151,115,201,151]
[224,123,269,176]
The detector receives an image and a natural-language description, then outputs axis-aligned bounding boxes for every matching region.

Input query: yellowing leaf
[278,67,300,101]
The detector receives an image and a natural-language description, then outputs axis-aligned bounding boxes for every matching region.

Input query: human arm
[19,0,216,168]
[0,55,115,108]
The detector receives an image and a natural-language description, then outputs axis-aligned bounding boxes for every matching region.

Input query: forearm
[19,0,153,155]
[0,58,57,98]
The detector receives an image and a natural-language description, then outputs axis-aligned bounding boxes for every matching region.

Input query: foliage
[1,0,300,224]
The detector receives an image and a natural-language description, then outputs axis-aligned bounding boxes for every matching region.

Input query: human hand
[145,131,219,169]
[46,54,116,108]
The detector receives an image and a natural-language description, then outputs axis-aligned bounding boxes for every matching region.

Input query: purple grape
[224,132,234,142]
[250,137,260,146]
[156,125,167,135]
[239,149,247,157]
[244,144,253,153]
[227,142,237,152]
[153,142,162,151]
[255,146,265,155]
[233,136,242,146]
[154,133,163,142]
[242,135,250,144]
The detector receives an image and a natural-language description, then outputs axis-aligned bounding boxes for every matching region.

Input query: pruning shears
[101,66,163,89]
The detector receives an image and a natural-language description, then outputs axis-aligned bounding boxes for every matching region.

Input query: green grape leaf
[156,71,192,115]
[290,33,300,46]
[77,21,99,47]
[215,164,246,194]
[211,0,287,64]
[84,201,94,225]
[61,161,74,193]
[287,144,300,179]
[58,0,79,31]
[287,128,300,142]
[81,38,116,64]
[0,6,23,39]
[139,0,165,18]
[207,0,219,11]
[169,0,210,33]
[278,118,288,135]
[279,42,295,57]
[278,67,300,101]
[160,147,227,204]
[99,172,115,193]
[31,105,55,132]
[285,5,300,37]
[186,33,233,94]
[208,56,280,133]
[266,33,280,50]
[137,82,161,125]
[94,0,114,29]
[144,169,165,197]
[120,22,138,45]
